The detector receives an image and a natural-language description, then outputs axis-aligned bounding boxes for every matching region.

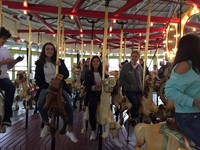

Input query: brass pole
[142,0,152,92]
[123,34,127,61]
[56,0,62,74]
[153,44,158,66]
[90,39,93,61]
[119,25,123,66]
[61,20,65,59]
[81,36,84,63]
[27,17,32,82]
[102,1,109,80]
[0,0,2,27]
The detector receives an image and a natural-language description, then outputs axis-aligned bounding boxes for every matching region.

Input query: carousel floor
[0,101,136,150]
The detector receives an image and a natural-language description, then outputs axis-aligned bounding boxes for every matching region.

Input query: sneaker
[40,125,50,138]
[0,125,6,133]
[2,119,12,127]
[90,131,97,140]
[66,131,78,143]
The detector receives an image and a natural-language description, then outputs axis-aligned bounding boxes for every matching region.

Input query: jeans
[175,112,200,147]
[125,91,140,118]
[38,89,73,126]
[0,78,15,120]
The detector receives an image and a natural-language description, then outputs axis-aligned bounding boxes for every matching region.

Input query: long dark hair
[90,56,102,73]
[173,34,200,72]
[39,42,57,66]
[89,56,103,82]
[0,27,11,38]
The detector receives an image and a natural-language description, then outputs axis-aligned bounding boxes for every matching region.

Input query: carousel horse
[139,75,159,122]
[98,76,123,147]
[134,121,196,150]
[109,70,132,121]
[111,79,132,125]
[14,71,35,110]
[73,65,81,90]
[43,74,67,135]
[157,64,175,118]
[72,62,83,110]
[138,75,174,124]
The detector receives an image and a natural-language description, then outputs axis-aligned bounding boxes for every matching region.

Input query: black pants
[0,78,15,120]
[88,92,100,131]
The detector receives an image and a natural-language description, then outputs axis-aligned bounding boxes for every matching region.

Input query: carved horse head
[15,71,27,86]
[103,76,116,93]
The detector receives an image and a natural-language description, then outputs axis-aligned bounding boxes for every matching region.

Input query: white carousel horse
[134,121,196,150]
[98,76,123,147]
[14,71,35,110]
[74,67,81,90]
[81,76,123,147]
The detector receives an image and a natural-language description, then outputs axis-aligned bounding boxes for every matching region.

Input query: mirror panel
[184,13,200,36]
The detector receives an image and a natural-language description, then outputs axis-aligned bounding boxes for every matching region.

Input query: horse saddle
[160,122,190,149]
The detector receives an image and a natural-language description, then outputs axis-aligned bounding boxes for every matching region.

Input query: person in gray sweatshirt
[119,51,143,122]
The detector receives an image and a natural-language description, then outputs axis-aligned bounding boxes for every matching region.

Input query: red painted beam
[30,12,55,33]
[106,33,164,44]
[18,27,165,35]
[3,1,180,24]
[77,9,180,23]
[72,0,85,12]
[75,17,82,30]
[71,0,85,30]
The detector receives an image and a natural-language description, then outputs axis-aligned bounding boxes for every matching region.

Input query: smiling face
[44,44,55,59]
[92,57,101,71]
[130,51,140,65]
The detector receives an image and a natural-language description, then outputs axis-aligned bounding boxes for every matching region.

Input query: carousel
[0,0,200,150]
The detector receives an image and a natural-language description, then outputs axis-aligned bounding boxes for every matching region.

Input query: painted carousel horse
[134,121,198,150]
[157,64,175,118]
[43,74,67,135]
[109,70,132,123]
[14,71,35,110]
[73,65,81,90]
[98,76,124,147]
[111,79,132,125]
[138,75,174,124]
[72,62,83,109]
[139,75,159,123]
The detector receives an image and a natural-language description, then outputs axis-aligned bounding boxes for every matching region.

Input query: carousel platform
[0,102,136,150]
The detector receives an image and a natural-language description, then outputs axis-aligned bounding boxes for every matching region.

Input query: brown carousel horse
[138,75,169,124]
[109,70,132,125]
[134,121,197,150]
[157,64,175,118]
[111,79,132,125]
[43,74,67,135]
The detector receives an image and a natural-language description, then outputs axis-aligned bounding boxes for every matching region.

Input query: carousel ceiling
[2,0,200,52]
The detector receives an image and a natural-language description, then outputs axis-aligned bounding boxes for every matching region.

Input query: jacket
[34,59,70,94]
